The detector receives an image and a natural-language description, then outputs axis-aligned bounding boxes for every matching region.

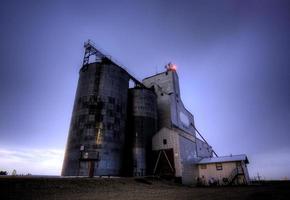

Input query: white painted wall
[152,127,182,177]
[198,161,250,185]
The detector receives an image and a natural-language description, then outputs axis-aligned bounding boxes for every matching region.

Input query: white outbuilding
[197,154,250,186]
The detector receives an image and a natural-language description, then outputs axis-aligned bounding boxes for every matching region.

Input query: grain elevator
[62,41,249,185]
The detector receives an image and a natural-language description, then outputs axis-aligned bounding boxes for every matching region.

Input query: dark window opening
[89,110,96,114]
[107,110,114,117]
[115,118,120,126]
[163,139,167,145]
[113,131,119,139]
[107,123,112,130]
[116,105,121,112]
[108,97,115,104]
[216,163,223,170]
[96,114,103,122]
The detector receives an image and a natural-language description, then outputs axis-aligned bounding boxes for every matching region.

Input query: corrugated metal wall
[124,88,157,176]
[62,61,129,176]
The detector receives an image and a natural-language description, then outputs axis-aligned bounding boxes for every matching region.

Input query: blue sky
[0,0,289,179]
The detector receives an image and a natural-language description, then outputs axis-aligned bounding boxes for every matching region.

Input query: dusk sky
[0,0,289,179]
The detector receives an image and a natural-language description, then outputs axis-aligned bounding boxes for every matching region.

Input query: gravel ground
[1,176,290,200]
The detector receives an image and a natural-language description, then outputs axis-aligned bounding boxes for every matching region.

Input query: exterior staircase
[227,166,244,185]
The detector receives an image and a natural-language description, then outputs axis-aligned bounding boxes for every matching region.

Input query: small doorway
[89,160,95,177]
[153,149,175,178]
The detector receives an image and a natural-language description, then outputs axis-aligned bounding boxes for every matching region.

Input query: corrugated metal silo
[62,59,130,177]
[124,87,158,176]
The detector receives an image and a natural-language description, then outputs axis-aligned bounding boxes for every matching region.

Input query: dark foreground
[1,176,290,200]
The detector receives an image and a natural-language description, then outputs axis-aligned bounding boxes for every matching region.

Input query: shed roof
[198,154,249,164]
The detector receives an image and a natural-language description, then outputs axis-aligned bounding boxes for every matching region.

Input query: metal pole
[191,123,218,157]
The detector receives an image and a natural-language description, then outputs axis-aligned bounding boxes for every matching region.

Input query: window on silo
[116,105,121,112]
[108,97,115,104]
[216,163,223,170]
[96,114,103,122]
[107,123,112,130]
[107,109,113,117]
[163,139,167,145]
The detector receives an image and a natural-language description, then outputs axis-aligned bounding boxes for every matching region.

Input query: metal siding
[124,88,157,176]
[196,138,213,158]
[178,135,199,184]
[142,71,196,136]
[62,62,130,176]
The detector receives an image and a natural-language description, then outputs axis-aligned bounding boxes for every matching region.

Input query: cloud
[0,147,64,175]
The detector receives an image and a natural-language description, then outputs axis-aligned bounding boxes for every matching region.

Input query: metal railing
[227,167,243,185]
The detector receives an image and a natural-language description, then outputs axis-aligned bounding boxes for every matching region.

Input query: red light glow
[166,62,177,71]
[170,64,177,71]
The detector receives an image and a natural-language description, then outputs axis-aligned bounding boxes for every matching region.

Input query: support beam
[153,151,162,174]
[191,123,218,157]
[162,150,174,172]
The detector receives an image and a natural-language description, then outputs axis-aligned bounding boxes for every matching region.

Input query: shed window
[216,163,223,170]
[200,165,207,169]
[163,139,167,145]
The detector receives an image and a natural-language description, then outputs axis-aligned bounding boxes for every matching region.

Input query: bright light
[170,64,177,71]
[165,62,177,71]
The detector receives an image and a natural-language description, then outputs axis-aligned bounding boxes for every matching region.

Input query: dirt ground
[1,176,290,200]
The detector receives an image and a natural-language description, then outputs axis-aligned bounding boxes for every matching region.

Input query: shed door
[153,149,175,177]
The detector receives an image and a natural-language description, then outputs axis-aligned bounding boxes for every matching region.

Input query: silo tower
[62,41,132,177]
